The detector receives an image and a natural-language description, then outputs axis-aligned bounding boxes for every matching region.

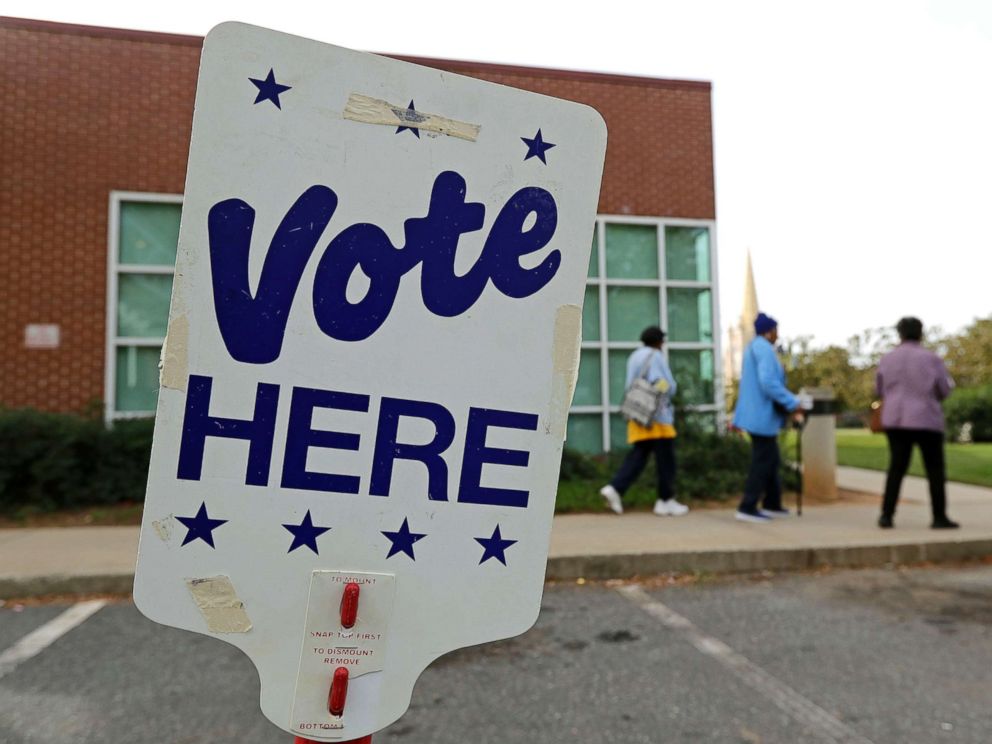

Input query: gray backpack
[619,352,663,427]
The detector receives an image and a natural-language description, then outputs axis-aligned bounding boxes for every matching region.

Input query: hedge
[2,408,760,516]
[0,409,153,514]
[945,384,992,442]
[557,425,754,512]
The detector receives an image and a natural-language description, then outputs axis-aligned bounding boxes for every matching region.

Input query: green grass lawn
[787,429,992,488]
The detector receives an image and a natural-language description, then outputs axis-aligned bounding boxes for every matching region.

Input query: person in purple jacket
[875,317,958,529]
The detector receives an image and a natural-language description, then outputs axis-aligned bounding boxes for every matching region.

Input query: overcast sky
[7,0,991,347]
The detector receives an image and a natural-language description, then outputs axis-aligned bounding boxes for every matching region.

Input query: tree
[757,315,989,420]
[942,316,992,389]
[846,326,897,369]
[844,324,946,366]
[781,336,874,412]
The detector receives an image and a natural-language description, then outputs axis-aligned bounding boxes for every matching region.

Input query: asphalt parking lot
[2,564,991,743]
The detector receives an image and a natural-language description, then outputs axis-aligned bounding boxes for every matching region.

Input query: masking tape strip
[159,314,189,392]
[152,516,173,542]
[343,93,481,142]
[185,576,252,633]
[549,305,582,440]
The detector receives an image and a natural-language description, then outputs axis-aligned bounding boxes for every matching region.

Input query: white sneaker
[654,499,689,517]
[599,485,623,515]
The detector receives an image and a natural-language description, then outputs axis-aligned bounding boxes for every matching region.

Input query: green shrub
[0,406,771,516]
[675,429,751,500]
[96,418,155,501]
[558,447,601,482]
[0,409,153,514]
[945,384,992,442]
[777,430,802,492]
[556,427,751,512]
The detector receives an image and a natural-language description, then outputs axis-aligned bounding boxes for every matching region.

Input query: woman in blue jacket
[732,313,803,522]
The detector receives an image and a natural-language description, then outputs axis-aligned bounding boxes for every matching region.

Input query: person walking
[876,317,958,529]
[732,313,804,523]
[599,326,689,517]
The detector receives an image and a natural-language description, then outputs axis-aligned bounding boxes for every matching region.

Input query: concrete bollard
[800,387,838,499]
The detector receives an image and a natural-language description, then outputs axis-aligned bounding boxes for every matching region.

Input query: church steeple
[722,249,761,384]
[739,249,759,346]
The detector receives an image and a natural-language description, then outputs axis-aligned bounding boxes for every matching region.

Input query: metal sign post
[133,22,606,740]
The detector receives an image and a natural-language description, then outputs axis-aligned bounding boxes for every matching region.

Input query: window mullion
[597,219,609,452]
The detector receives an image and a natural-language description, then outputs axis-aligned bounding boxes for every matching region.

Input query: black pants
[883,429,947,520]
[738,434,783,514]
[610,438,676,502]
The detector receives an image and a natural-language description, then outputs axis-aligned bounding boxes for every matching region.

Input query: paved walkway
[549,466,992,579]
[1,468,989,597]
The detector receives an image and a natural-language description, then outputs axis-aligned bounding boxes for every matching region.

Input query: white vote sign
[134,22,606,741]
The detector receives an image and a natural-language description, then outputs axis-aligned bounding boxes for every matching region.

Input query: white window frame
[105,191,182,422]
[573,215,723,452]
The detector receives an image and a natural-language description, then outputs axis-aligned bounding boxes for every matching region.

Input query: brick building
[0,16,719,452]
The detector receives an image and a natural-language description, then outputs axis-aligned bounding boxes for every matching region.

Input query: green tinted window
[575,219,715,453]
[118,274,173,337]
[120,202,181,266]
[605,224,658,279]
[665,226,710,282]
[609,414,630,450]
[115,346,162,412]
[669,349,715,405]
[608,349,632,406]
[573,350,602,406]
[606,286,659,341]
[566,414,603,454]
[582,286,600,342]
[588,230,599,278]
[667,288,713,343]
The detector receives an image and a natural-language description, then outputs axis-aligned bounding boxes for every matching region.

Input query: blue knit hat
[754,312,778,335]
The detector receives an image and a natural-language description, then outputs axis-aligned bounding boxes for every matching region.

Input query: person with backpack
[599,326,689,517]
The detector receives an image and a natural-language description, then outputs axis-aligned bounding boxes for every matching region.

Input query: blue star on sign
[382,518,427,560]
[249,68,292,109]
[283,510,331,555]
[521,129,556,164]
[396,100,421,138]
[475,525,518,566]
[176,502,228,548]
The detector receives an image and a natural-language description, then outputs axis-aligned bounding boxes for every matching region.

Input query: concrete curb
[545,538,992,581]
[3,539,991,598]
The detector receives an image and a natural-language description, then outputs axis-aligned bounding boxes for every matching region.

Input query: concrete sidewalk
[550,467,991,579]
[1,468,989,597]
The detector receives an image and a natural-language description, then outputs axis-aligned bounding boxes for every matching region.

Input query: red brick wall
[393,55,716,220]
[0,18,200,412]
[0,17,714,413]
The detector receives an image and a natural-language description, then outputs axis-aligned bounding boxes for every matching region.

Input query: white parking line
[617,585,875,744]
[0,600,106,679]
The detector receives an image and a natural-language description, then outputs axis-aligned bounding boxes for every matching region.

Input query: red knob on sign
[328,666,350,716]
[340,582,360,629]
